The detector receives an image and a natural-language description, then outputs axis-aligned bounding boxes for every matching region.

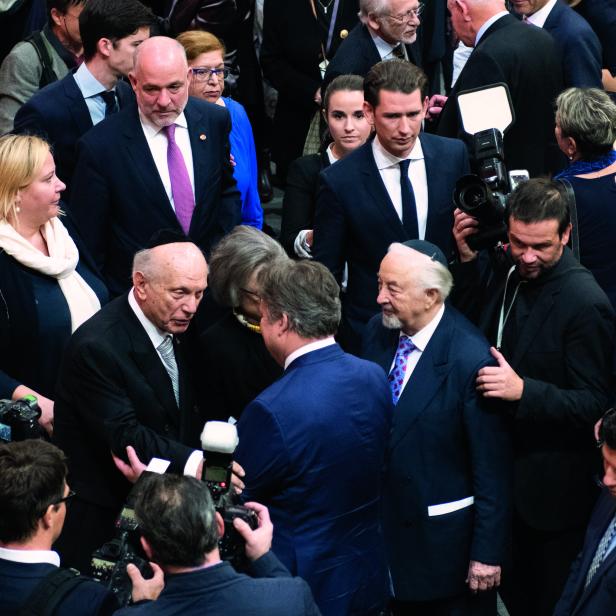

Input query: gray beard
[382,313,402,330]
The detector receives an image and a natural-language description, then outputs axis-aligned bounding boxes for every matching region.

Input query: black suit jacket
[313,133,469,351]
[544,0,602,88]
[280,150,330,256]
[68,98,241,296]
[436,14,563,177]
[451,248,615,531]
[575,0,616,76]
[362,306,511,601]
[555,490,616,616]
[13,72,133,196]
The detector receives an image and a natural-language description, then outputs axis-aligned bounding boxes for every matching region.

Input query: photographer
[451,177,616,616]
[114,473,321,616]
[0,440,163,615]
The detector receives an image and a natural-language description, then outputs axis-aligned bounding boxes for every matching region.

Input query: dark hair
[79,0,155,61]
[259,260,341,338]
[323,74,364,113]
[505,177,571,237]
[134,474,219,567]
[364,59,428,108]
[0,440,67,543]
[599,408,616,450]
[47,0,86,19]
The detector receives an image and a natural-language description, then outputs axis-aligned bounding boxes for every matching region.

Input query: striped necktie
[157,335,179,406]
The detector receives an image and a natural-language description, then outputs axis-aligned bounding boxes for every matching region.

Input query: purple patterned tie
[164,123,194,234]
[388,335,416,405]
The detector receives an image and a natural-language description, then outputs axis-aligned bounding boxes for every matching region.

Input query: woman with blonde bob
[0,135,107,435]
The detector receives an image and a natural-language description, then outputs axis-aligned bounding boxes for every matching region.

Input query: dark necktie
[399,159,419,238]
[392,44,405,60]
[100,90,118,117]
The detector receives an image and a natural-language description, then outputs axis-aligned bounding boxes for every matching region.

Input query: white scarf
[0,218,101,332]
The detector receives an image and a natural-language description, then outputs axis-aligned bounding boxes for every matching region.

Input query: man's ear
[366,11,381,33]
[40,505,56,532]
[561,222,572,247]
[133,271,147,300]
[140,536,154,560]
[363,101,375,126]
[279,313,291,335]
[97,37,113,59]
[49,8,63,28]
[215,511,225,539]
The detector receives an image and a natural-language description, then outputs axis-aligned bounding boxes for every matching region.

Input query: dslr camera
[0,395,42,442]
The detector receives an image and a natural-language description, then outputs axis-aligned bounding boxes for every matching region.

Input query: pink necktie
[164,124,194,234]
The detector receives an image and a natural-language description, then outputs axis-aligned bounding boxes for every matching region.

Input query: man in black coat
[54,240,208,572]
[451,178,616,616]
[436,0,563,177]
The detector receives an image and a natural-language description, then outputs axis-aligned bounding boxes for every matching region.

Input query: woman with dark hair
[280,74,372,258]
[554,87,616,307]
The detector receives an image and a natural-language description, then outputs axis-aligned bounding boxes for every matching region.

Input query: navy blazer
[234,344,391,616]
[543,0,602,88]
[313,133,469,342]
[13,72,133,196]
[115,552,321,616]
[555,490,616,616]
[68,97,241,296]
[362,306,511,601]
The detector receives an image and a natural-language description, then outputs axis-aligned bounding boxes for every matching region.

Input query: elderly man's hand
[466,561,501,593]
[233,501,273,562]
[476,347,524,401]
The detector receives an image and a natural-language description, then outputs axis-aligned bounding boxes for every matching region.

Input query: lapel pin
[199,133,207,141]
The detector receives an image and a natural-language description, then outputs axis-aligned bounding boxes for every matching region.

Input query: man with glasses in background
[322,0,423,93]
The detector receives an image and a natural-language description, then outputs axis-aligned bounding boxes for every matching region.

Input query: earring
[15,206,20,213]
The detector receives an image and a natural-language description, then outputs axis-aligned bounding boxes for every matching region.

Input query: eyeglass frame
[51,489,77,507]
[381,2,425,22]
[240,287,262,302]
[190,66,229,82]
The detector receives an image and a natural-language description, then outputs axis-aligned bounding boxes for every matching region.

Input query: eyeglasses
[191,67,229,82]
[383,3,424,22]
[240,288,261,301]
[52,490,76,506]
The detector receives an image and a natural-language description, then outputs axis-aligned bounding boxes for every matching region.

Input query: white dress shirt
[139,111,195,212]
[527,0,557,27]
[127,289,202,476]
[284,337,337,370]
[372,136,429,239]
[475,10,510,45]
[389,304,445,392]
[370,31,406,60]
[0,546,60,566]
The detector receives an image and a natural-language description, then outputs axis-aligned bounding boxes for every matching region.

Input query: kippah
[402,239,448,267]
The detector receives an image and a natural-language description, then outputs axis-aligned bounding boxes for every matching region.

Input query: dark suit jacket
[234,344,391,616]
[13,72,133,196]
[280,150,330,256]
[322,23,421,94]
[554,490,616,616]
[68,98,241,296]
[451,248,616,532]
[362,306,511,601]
[544,0,602,88]
[0,558,118,616]
[575,0,616,76]
[313,133,469,350]
[436,14,563,177]
[114,552,321,616]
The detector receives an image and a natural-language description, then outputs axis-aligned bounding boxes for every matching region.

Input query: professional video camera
[201,421,258,570]
[0,395,42,442]
[452,84,529,251]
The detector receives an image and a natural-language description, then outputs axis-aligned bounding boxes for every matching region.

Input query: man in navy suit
[68,35,241,296]
[234,259,391,616]
[510,0,602,89]
[314,59,469,353]
[362,241,511,615]
[115,473,321,616]
[13,0,155,196]
[555,408,616,616]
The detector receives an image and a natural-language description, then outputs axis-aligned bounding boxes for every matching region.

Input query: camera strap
[19,567,87,616]
[556,179,580,262]
[496,265,523,350]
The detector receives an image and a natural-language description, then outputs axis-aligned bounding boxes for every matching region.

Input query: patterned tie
[157,336,179,406]
[164,123,195,235]
[100,90,118,117]
[392,44,406,60]
[585,513,616,587]
[399,159,419,238]
[388,335,416,405]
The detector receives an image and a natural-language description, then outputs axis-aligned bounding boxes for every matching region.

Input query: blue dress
[224,97,262,229]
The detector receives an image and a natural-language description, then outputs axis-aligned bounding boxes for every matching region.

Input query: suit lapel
[63,75,93,136]
[422,135,439,242]
[184,100,210,209]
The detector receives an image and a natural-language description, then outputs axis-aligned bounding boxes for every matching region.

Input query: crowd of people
[0,0,615,615]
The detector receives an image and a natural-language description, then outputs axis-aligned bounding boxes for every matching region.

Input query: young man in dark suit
[313,59,469,354]
[362,240,511,616]
[452,178,616,615]
[13,0,155,195]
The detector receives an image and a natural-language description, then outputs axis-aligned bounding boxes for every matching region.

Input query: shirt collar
[0,546,60,567]
[128,288,170,350]
[527,0,557,27]
[475,11,509,45]
[372,135,424,171]
[401,303,445,352]
[369,30,398,59]
[139,111,189,138]
[326,143,339,165]
[284,337,336,370]
[73,62,108,98]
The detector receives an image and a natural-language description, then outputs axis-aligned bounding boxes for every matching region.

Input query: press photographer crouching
[0,440,163,616]
[113,473,321,616]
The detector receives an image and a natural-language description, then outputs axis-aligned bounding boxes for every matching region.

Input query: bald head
[447,0,506,47]
[132,242,207,335]
[129,36,190,128]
